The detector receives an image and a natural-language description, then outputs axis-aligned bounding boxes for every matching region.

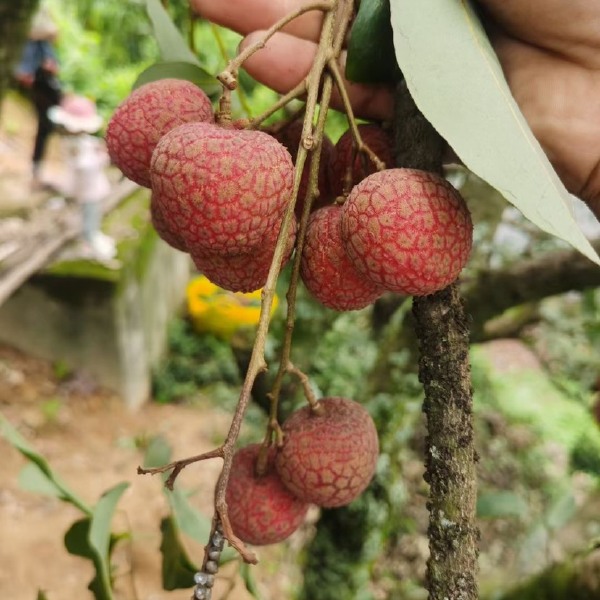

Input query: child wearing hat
[48,95,116,262]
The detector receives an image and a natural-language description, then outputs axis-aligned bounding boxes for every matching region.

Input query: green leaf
[145,0,199,65]
[87,482,130,600]
[545,490,576,531]
[165,487,236,561]
[0,413,92,515]
[240,562,264,600]
[345,0,399,84]
[37,591,49,600]
[159,516,199,590]
[133,61,221,99]
[142,435,172,470]
[477,490,529,519]
[89,482,129,561]
[390,0,600,265]
[65,518,117,600]
[18,463,64,498]
[165,487,211,544]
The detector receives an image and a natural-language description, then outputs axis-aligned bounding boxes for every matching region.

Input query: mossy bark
[395,81,479,600]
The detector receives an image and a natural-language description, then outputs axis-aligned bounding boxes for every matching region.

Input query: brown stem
[217,1,334,89]
[248,80,308,129]
[394,82,479,599]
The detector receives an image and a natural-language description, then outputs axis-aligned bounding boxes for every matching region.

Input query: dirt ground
[0,344,306,600]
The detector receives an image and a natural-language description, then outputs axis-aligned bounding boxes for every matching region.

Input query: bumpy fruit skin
[226,444,310,546]
[341,168,473,296]
[106,78,214,187]
[300,205,384,311]
[270,120,334,216]
[275,397,379,508]
[191,216,298,293]
[328,123,394,198]
[151,122,294,256]
[150,193,188,252]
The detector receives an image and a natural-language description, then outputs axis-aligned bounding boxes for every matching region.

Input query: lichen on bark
[394,80,479,600]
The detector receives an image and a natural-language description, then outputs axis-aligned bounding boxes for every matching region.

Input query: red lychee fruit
[341,168,473,296]
[149,193,187,252]
[191,215,297,293]
[106,78,214,188]
[275,397,379,508]
[269,120,334,216]
[226,444,310,546]
[300,205,384,311]
[328,123,394,198]
[151,121,294,256]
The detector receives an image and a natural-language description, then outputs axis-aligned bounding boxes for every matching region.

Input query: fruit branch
[393,83,479,599]
[187,2,355,597]
[327,58,387,195]
[216,0,334,90]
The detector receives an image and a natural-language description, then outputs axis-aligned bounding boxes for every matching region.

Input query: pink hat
[48,95,103,133]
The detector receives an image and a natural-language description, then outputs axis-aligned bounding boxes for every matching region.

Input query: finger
[241,31,394,122]
[477,0,600,65]
[191,0,324,41]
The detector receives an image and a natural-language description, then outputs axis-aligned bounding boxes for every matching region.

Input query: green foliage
[346,0,399,84]
[390,0,599,264]
[152,318,241,403]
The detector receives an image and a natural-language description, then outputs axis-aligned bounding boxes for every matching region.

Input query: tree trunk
[0,0,39,105]
[394,81,479,600]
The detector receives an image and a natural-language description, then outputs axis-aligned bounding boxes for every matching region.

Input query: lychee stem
[248,81,308,129]
[327,58,387,197]
[216,0,335,90]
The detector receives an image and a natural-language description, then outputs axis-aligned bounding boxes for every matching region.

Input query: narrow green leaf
[0,413,92,515]
[87,482,129,600]
[165,487,236,562]
[89,482,129,560]
[390,0,600,264]
[64,518,112,600]
[477,490,529,519]
[142,434,172,470]
[159,516,198,590]
[145,0,199,65]
[18,463,63,498]
[240,562,264,600]
[37,591,49,600]
[133,61,220,99]
[165,487,211,544]
[345,0,399,84]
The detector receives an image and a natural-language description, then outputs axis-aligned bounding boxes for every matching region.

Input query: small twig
[287,363,323,414]
[248,80,308,129]
[137,447,224,490]
[327,59,386,192]
[217,1,335,90]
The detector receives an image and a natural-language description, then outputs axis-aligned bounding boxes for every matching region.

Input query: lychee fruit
[149,193,187,252]
[150,121,294,256]
[226,444,310,546]
[191,215,298,293]
[269,120,334,216]
[300,205,384,311]
[328,123,394,198]
[106,78,214,188]
[275,397,379,508]
[340,168,473,296]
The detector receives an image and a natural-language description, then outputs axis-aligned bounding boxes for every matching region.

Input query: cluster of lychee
[225,396,379,546]
[106,78,473,310]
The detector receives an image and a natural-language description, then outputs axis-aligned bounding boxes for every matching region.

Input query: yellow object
[186,276,279,340]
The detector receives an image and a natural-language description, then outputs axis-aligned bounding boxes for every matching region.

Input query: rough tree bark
[0,0,39,105]
[394,80,479,600]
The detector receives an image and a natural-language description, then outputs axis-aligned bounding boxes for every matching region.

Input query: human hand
[191,0,600,217]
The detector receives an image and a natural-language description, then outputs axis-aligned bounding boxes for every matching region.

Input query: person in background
[48,95,117,262]
[14,5,62,190]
